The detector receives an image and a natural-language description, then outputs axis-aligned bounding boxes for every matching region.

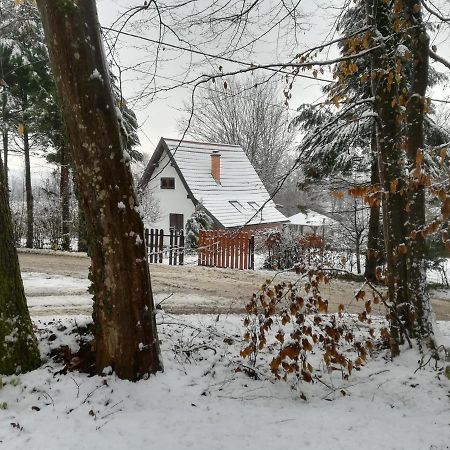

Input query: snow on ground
[23,272,92,315]
[22,272,90,296]
[0,314,449,450]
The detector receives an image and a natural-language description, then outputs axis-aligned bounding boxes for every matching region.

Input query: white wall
[144,152,195,234]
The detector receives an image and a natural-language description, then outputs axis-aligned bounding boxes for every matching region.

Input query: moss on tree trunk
[0,155,40,375]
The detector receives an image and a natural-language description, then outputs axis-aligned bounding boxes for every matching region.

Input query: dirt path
[18,249,450,320]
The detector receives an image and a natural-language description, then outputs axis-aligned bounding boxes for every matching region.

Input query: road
[18,249,450,320]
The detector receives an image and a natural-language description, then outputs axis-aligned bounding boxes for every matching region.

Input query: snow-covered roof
[140,138,287,228]
[288,210,336,227]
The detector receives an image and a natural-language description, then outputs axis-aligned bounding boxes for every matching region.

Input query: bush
[185,204,213,249]
[240,265,389,384]
[263,228,325,270]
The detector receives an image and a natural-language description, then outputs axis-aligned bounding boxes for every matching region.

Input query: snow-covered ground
[1,313,449,450]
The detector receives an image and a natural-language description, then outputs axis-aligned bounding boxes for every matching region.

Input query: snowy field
[1,313,449,450]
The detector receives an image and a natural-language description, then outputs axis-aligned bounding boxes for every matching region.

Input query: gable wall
[144,151,195,234]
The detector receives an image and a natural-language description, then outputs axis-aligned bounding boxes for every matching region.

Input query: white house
[287,210,337,236]
[139,137,288,234]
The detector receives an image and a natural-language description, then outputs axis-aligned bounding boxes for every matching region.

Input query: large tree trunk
[366,0,410,355]
[23,124,34,248]
[0,153,40,375]
[60,144,71,251]
[36,0,163,380]
[404,2,435,346]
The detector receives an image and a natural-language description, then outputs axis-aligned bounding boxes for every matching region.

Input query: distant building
[139,138,288,234]
[287,210,337,236]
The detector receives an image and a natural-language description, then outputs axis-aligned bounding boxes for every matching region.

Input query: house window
[169,213,184,231]
[247,201,259,211]
[229,201,245,212]
[161,177,175,189]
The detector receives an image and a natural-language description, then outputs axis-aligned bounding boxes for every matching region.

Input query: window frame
[160,177,175,189]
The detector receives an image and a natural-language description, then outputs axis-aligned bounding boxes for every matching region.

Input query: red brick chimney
[211,150,221,183]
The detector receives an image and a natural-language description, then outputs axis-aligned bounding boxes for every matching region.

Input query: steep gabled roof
[140,137,287,228]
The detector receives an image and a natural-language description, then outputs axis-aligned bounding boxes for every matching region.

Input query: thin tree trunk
[404,2,435,346]
[353,199,361,274]
[37,0,163,380]
[2,90,8,185]
[0,152,40,375]
[364,128,381,282]
[23,124,34,248]
[60,144,71,251]
[2,129,7,185]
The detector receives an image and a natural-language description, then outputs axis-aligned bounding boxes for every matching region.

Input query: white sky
[8,0,450,180]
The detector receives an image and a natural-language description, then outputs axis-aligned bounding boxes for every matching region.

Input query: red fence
[198,230,254,270]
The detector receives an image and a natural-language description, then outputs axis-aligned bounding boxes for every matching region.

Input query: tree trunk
[353,199,361,274]
[36,0,163,380]
[60,144,71,251]
[366,0,410,355]
[2,129,7,185]
[2,91,8,185]
[364,128,381,282]
[0,153,40,375]
[23,124,34,248]
[404,2,435,346]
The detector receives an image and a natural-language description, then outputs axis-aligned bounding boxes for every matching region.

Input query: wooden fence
[198,230,254,270]
[144,228,184,265]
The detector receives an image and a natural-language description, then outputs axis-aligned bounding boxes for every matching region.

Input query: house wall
[144,152,196,234]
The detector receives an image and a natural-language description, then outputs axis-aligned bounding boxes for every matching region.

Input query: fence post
[249,235,255,270]
[169,228,173,265]
[239,232,244,269]
[174,230,178,266]
[179,230,184,265]
[149,229,154,263]
[159,229,164,263]
[198,231,203,266]
[243,232,248,270]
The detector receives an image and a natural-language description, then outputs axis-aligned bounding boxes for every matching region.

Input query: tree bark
[2,130,7,185]
[404,2,435,346]
[23,123,34,248]
[0,153,40,375]
[364,127,381,282]
[2,91,8,185]
[60,144,71,251]
[366,0,410,355]
[36,0,163,380]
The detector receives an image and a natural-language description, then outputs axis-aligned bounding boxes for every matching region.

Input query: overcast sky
[8,0,450,180]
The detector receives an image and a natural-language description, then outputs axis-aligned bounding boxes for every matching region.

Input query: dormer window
[161,177,175,189]
[229,201,245,212]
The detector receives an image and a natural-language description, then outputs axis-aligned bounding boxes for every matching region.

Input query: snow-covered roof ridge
[288,210,337,227]
[142,137,288,228]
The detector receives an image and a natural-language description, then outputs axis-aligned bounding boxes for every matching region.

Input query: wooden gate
[144,228,184,265]
[198,230,254,270]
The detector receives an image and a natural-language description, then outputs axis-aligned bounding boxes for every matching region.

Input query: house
[287,210,337,236]
[138,138,288,234]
